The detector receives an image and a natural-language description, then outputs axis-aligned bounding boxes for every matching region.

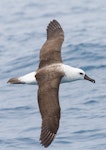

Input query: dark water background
[0,0,106,150]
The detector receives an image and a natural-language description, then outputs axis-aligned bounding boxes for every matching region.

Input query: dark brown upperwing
[39,20,64,69]
[36,69,63,147]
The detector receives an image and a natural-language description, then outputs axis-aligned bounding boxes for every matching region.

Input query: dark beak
[84,74,95,83]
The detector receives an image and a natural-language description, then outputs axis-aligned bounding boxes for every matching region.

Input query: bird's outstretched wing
[39,20,64,69]
[36,69,63,147]
[36,20,64,147]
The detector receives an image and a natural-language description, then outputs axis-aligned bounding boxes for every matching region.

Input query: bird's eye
[80,72,83,75]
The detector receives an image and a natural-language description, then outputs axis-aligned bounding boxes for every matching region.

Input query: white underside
[16,64,85,85]
[18,71,37,84]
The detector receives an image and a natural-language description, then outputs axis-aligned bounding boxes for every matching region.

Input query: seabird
[8,20,95,147]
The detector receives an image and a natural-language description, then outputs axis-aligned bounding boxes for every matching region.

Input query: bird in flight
[8,20,95,147]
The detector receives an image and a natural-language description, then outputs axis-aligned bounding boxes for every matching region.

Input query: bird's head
[76,68,95,83]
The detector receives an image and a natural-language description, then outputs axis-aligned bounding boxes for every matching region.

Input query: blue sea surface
[0,0,106,150]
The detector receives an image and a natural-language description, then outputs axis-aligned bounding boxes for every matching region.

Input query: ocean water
[0,0,106,150]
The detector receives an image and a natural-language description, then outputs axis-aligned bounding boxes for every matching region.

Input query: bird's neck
[61,64,81,83]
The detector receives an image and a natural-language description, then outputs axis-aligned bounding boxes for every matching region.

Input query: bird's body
[8,64,86,84]
[8,20,95,148]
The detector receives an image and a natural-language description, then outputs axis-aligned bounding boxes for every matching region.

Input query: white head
[61,65,95,83]
[74,68,95,82]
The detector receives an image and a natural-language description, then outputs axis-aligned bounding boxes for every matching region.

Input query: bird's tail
[7,78,25,84]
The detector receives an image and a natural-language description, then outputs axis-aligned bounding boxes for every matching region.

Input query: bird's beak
[84,74,95,83]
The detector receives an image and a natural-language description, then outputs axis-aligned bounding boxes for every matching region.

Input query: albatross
[8,20,95,147]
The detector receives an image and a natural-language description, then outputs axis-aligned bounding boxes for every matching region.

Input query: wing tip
[47,19,64,40]
[40,131,56,148]
[39,121,56,147]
